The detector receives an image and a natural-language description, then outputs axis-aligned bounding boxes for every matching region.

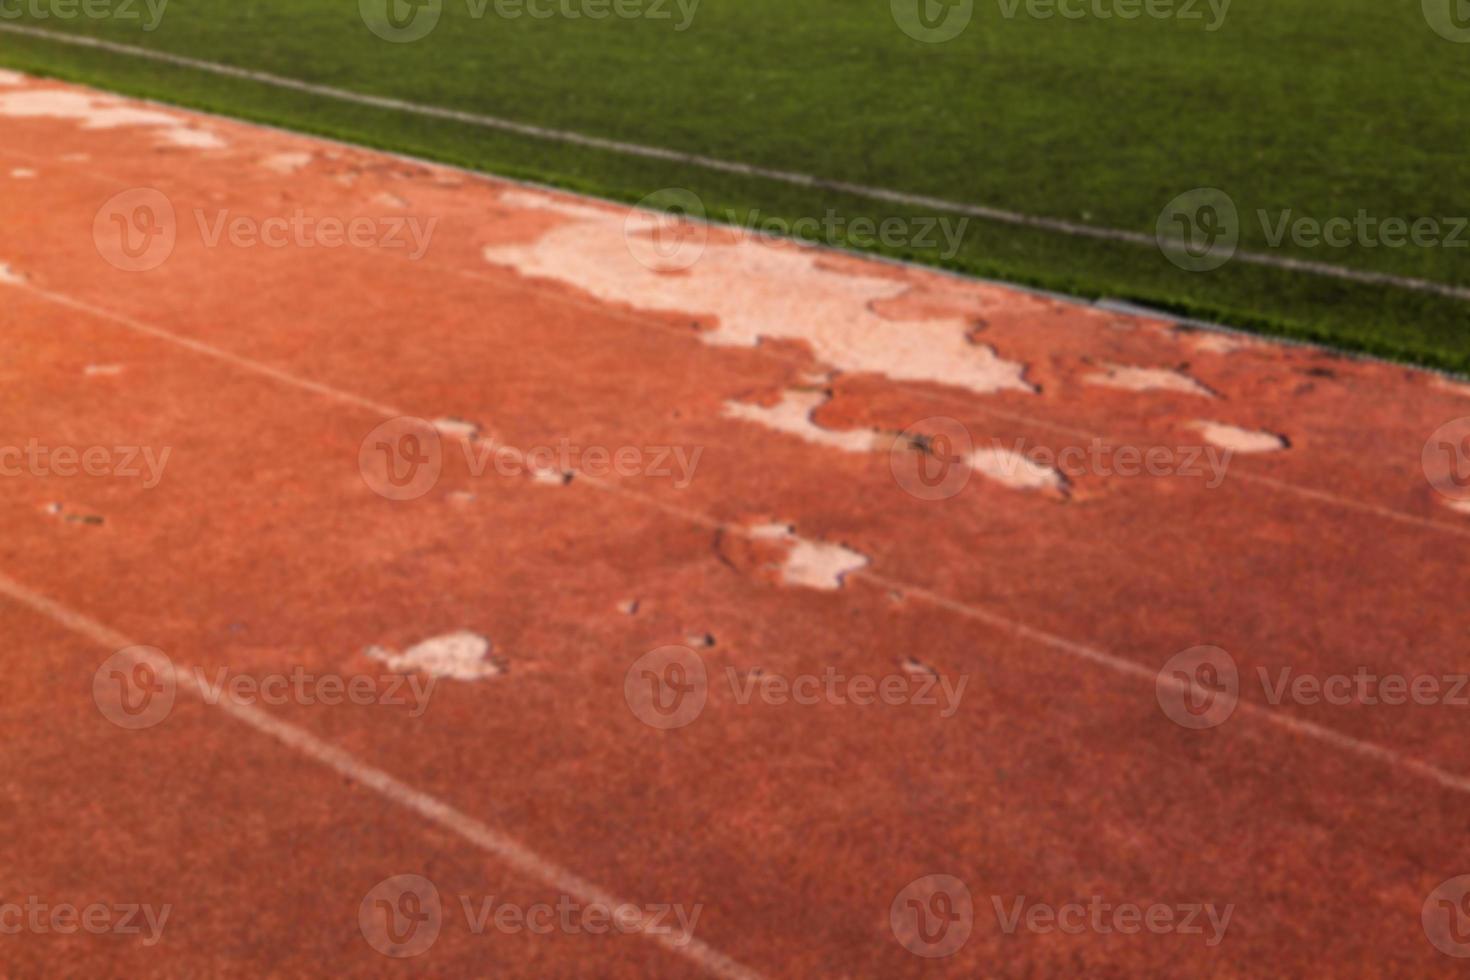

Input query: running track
[1,71,1469,976]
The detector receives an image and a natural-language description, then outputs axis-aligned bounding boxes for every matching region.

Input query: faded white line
[2,117,1466,540]
[1227,470,1469,538]
[11,282,402,418]
[2,23,1468,302]
[449,272,1470,540]
[856,571,1470,797]
[7,278,1470,798]
[24,264,1467,542]
[0,568,765,980]
[2,126,1464,543]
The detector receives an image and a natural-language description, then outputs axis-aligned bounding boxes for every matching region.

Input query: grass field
[2,1,1468,370]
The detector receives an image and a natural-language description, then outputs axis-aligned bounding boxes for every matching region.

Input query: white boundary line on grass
[3,22,1470,304]
[5,278,1470,800]
[0,567,767,980]
[2,44,1470,386]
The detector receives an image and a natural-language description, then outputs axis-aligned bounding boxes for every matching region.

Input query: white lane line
[0,568,767,980]
[1228,470,1470,539]
[18,250,1470,544]
[455,268,1470,540]
[3,112,1467,541]
[12,283,404,417]
[3,23,1469,303]
[5,278,1470,800]
[856,572,1470,797]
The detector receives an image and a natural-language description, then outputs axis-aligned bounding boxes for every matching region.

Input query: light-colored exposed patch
[59,152,90,162]
[722,389,877,453]
[365,630,504,680]
[723,390,1066,494]
[0,89,226,149]
[616,598,640,615]
[0,262,25,284]
[482,190,1033,395]
[749,523,868,591]
[83,364,124,376]
[1190,332,1249,355]
[261,151,312,174]
[1085,363,1216,398]
[1445,499,1470,516]
[373,191,409,208]
[531,467,570,486]
[432,417,480,441]
[1191,421,1287,454]
[967,445,1068,494]
[42,502,103,525]
[1433,376,1470,399]
[900,655,937,677]
[156,127,226,149]
[867,281,1010,324]
[0,69,25,86]
[9,168,36,178]
[0,90,180,127]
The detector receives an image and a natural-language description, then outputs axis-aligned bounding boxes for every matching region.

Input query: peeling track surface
[1,73,1469,977]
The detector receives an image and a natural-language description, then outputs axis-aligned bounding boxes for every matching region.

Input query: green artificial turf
[1,0,1467,370]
